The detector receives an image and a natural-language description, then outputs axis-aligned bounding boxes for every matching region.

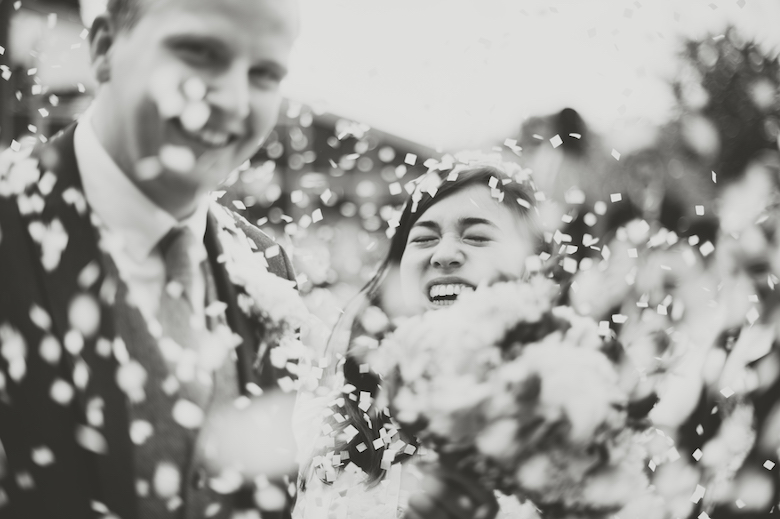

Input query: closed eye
[409,234,438,245]
[464,235,491,244]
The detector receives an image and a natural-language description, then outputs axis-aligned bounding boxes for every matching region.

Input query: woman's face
[399,184,535,313]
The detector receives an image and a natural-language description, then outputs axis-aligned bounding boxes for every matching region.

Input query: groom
[0,0,300,517]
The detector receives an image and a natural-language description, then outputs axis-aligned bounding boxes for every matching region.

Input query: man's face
[94,0,298,213]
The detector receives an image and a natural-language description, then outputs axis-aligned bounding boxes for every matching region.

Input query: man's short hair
[106,0,144,31]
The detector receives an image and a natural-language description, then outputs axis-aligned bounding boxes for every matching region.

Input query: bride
[293,158,546,519]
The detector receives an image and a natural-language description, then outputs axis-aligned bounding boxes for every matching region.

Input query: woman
[293,157,547,519]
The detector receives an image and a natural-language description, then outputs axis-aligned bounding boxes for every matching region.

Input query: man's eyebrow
[254,59,289,78]
[164,34,229,53]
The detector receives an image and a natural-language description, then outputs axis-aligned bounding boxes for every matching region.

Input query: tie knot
[159,226,203,301]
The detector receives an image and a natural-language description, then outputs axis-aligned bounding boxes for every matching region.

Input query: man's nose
[206,65,251,124]
[430,236,464,269]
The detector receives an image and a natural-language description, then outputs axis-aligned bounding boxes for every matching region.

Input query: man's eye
[410,236,437,244]
[464,235,490,243]
[251,68,282,88]
[174,43,217,65]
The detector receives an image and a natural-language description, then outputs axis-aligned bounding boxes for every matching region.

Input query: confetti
[182,77,207,101]
[75,425,108,454]
[159,145,195,174]
[153,462,181,498]
[720,387,735,398]
[404,153,417,166]
[699,241,714,257]
[50,379,74,405]
[130,420,154,445]
[550,135,563,148]
[254,484,287,511]
[117,361,147,403]
[32,446,55,467]
[312,208,323,223]
[764,460,776,470]
[610,193,622,202]
[180,101,211,133]
[68,294,101,338]
[691,484,706,504]
[692,449,703,461]
[172,399,204,429]
[611,149,621,161]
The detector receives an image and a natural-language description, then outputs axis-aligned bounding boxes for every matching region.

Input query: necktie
[157,226,212,406]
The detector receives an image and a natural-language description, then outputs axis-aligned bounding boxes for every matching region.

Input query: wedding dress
[292,393,540,519]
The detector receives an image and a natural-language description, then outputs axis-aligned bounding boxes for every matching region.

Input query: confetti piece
[610,193,622,202]
[735,499,746,508]
[159,145,195,174]
[692,449,703,461]
[312,208,323,223]
[720,387,735,398]
[172,399,204,429]
[255,484,287,511]
[699,513,711,519]
[117,361,147,403]
[691,484,706,504]
[627,248,638,258]
[550,135,563,148]
[180,101,210,133]
[611,149,621,161]
[50,379,74,405]
[153,462,181,499]
[265,245,280,259]
[372,438,384,450]
[696,424,704,435]
[404,153,417,166]
[746,307,760,324]
[68,294,100,338]
[612,314,628,324]
[182,77,207,101]
[32,446,55,466]
[232,200,246,210]
[764,460,776,470]
[356,443,367,453]
[130,420,154,445]
[699,241,714,257]
[75,425,108,454]
[648,460,656,472]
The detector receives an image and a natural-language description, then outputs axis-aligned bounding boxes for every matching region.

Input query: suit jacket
[0,125,296,519]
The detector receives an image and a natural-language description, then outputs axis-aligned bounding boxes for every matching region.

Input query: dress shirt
[74,107,209,325]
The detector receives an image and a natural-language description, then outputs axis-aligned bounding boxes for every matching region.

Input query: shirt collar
[74,106,209,262]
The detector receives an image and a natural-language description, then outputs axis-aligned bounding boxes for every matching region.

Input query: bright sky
[281,0,780,151]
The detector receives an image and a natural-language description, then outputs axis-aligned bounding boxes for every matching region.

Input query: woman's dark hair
[308,161,545,486]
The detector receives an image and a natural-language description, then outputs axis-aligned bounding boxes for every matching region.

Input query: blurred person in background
[0,0,303,517]
[292,160,546,519]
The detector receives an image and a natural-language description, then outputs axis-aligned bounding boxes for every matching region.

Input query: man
[0,0,300,517]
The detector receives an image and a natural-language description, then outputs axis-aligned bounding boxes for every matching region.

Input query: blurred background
[3,1,780,517]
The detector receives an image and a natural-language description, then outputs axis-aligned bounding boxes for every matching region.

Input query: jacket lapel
[204,211,259,395]
[25,125,137,517]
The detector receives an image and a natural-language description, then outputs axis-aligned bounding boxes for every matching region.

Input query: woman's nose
[430,236,464,269]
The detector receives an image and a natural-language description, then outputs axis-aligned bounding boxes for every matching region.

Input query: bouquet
[367,276,660,517]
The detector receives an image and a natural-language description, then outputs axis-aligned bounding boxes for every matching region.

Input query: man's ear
[89,14,116,84]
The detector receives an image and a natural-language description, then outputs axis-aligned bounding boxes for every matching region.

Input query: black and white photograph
[1,1,780,518]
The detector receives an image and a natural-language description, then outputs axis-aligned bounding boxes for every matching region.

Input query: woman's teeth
[428,283,474,305]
